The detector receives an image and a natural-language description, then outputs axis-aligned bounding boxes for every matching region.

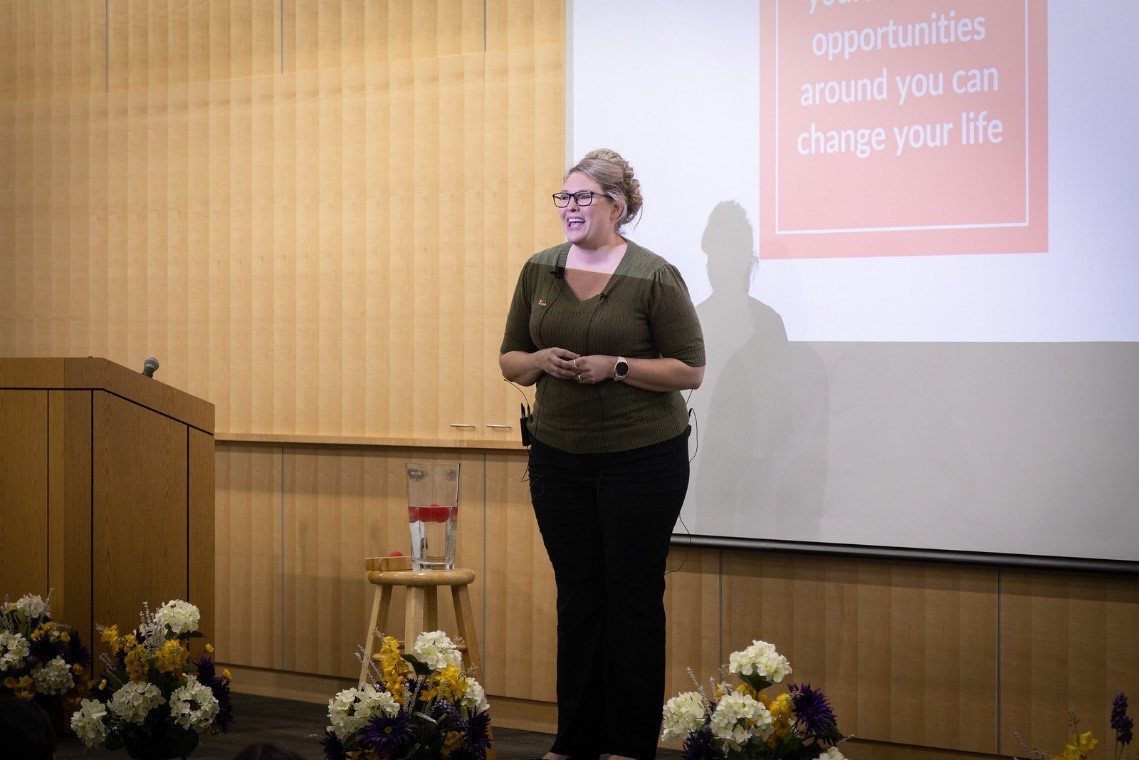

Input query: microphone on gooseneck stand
[141,357,160,378]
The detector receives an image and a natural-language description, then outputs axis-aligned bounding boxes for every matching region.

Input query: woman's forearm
[611,356,704,393]
[499,350,543,386]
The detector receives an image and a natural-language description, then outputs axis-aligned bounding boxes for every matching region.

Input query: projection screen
[567,0,1139,566]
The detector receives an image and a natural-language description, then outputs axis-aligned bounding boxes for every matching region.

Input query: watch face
[616,359,629,377]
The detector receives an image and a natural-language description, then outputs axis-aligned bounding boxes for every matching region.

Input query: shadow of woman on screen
[687,201,828,540]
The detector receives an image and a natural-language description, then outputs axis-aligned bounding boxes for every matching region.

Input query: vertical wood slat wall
[0,0,563,441]
[2,3,1137,759]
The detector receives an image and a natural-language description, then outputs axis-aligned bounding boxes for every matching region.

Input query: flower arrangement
[1014,692,1133,760]
[321,630,491,760]
[69,599,234,759]
[662,640,848,760]
[0,592,91,719]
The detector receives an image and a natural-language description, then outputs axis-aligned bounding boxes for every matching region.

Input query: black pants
[527,429,690,760]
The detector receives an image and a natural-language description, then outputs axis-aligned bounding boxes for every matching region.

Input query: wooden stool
[358,558,483,686]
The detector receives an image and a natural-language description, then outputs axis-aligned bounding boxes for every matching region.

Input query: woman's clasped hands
[539,347,603,384]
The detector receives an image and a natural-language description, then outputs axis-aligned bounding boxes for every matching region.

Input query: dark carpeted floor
[52,691,683,759]
[53,691,549,760]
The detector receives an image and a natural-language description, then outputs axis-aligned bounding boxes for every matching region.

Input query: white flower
[154,600,201,635]
[729,640,792,685]
[460,677,489,715]
[15,594,49,621]
[108,681,165,724]
[709,692,772,751]
[0,631,30,670]
[327,685,400,741]
[31,656,75,695]
[70,698,110,749]
[815,747,847,760]
[169,676,221,731]
[661,691,708,742]
[411,630,463,671]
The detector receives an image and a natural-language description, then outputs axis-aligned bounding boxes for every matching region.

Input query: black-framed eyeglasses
[552,190,608,207]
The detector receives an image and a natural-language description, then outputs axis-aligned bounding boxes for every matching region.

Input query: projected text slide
[759,0,1048,259]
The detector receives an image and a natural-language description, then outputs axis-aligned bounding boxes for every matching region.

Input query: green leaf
[402,654,433,677]
[738,672,775,694]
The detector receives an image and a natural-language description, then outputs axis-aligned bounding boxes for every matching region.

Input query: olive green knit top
[500,240,705,454]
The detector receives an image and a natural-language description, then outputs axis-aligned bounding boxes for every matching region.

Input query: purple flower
[66,634,91,669]
[434,699,461,728]
[680,727,725,760]
[319,729,347,760]
[790,683,843,745]
[470,709,492,750]
[361,710,414,755]
[1112,693,1133,746]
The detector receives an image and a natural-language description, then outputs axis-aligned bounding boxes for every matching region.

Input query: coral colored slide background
[760,0,1048,258]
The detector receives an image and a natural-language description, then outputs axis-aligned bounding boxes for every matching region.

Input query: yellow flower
[154,639,190,674]
[443,729,466,755]
[736,682,761,701]
[1052,730,1099,760]
[433,665,466,704]
[9,675,34,700]
[124,644,149,682]
[766,692,795,744]
[378,637,411,701]
[101,625,120,650]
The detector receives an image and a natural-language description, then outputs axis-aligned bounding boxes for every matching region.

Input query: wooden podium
[0,357,214,657]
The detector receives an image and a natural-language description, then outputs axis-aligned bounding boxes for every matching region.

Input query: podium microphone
[142,357,160,378]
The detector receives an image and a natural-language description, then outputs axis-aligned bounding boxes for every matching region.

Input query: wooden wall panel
[282,447,390,676]
[722,552,1000,754]
[216,444,517,690]
[999,569,1139,757]
[484,451,557,700]
[0,390,48,597]
[284,0,483,73]
[214,445,284,669]
[189,426,216,637]
[0,0,104,103]
[0,0,562,446]
[662,546,723,701]
[106,0,278,91]
[839,739,1003,760]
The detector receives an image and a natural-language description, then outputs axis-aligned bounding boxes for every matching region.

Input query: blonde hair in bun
[565,148,643,232]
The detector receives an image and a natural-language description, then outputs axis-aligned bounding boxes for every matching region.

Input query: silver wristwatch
[613,356,629,381]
